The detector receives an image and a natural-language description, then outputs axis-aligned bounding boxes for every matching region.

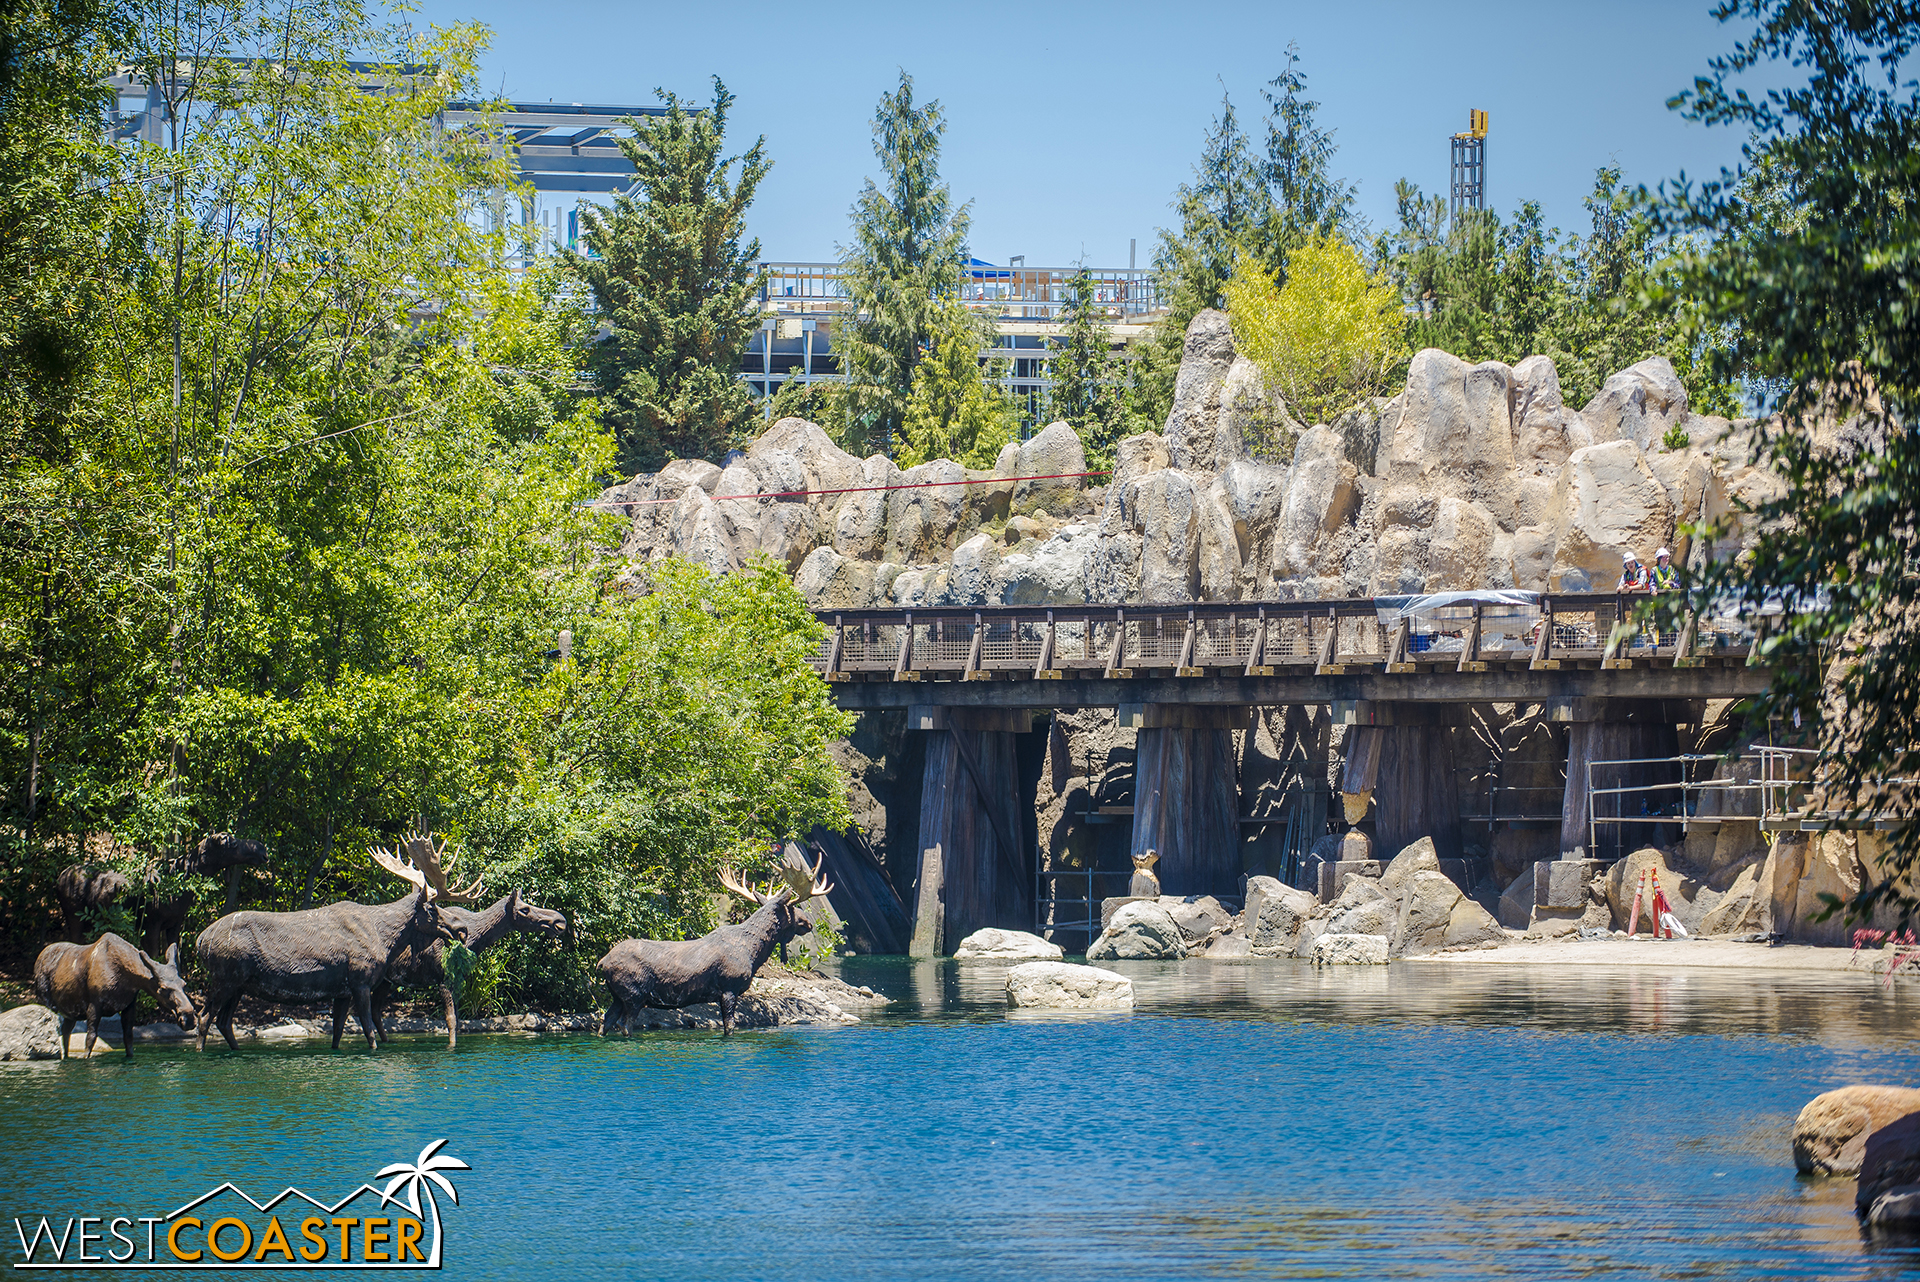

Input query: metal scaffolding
[1450,108,1488,220]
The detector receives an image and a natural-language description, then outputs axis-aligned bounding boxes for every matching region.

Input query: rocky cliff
[605,309,1781,610]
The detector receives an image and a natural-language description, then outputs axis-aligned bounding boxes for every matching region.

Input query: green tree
[572,79,769,474]
[1225,237,1406,428]
[897,295,1015,468]
[1656,0,1920,923]
[1046,266,1135,469]
[838,71,970,457]
[1141,46,1352,429]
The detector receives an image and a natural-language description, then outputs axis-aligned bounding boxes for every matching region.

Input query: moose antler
[368,828,483,906]
[779,851,833,903]
[716,867,767,904]
[402,830,484,906]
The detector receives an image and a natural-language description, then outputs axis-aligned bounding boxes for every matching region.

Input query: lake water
[5,958,1920,1280]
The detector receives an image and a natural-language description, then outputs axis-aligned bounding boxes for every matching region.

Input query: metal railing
[1585,753,1764,861]
[1757,745,1918,832]
[757,261,1163,324]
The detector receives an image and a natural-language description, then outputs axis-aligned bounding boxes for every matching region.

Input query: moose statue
[335,831,570,1049]
[32,933,197,1059]
[598,855,833,1037]
[193,849,464,1052]
[56,833,270,950]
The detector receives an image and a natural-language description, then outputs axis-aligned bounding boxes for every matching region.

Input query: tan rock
[1604,846,1707,934]
[1548,439,1675,591]
[884,458,969,564]
[1580,355,1689,449]
[1010,422,1088,516]
[1277,426,1359,578]
[832,454,898,560]
[1380,836,1441,893]
[1163,309,1242,472]
[1423,496,1505,590]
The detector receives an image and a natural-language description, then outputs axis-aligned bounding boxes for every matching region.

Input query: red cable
[584,469,1112,508]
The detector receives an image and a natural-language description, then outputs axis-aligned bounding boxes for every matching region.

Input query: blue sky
[410,0,1756,268]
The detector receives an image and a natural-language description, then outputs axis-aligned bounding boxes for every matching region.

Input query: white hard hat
[1623,553,1637,565]
[1656,547,1670,559]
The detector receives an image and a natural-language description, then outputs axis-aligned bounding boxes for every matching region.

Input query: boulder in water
[1005,961,1134,1010]
[953,928,1063,962]
[1794,1085,1920,1176]
[0,1004,62,1060]
[1086,901,1189,960]
[1310,933,1389,965]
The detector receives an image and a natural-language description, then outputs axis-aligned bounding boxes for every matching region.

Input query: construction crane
[1450,108,1488,220]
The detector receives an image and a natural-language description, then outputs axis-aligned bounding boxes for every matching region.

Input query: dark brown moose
[598,855,833,1037]
[193,850,462,1052]
[57,833,269,949]
[32,933,196,1059]
[333,832,569,1049]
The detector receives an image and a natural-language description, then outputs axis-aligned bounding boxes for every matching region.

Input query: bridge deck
[808,595,1768,709]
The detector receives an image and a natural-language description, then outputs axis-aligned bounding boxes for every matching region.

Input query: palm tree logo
[376,1139,470,1268]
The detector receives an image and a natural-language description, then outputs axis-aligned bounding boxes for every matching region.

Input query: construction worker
[1618,552,1650,593]
[1651,547,1678,591]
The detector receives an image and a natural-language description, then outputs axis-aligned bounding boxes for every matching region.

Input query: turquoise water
[5,958,1920,1279]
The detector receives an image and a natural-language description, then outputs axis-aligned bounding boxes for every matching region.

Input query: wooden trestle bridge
[808,594,1769,708]
[801,593,1782,957]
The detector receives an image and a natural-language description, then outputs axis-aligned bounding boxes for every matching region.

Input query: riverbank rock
[1087,900,1190,960]
[1311,933,1390,965]
[1247,879,1319,957]
[1859,1112,1920,1224]
[1794,1086,1920,1176]
[1005,961,1134,1010]
[953,928,1063,961]
[0,1004,62,1060]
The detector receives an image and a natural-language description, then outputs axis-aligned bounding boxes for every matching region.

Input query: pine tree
[571,78,769,474]
[837,71,973,457]
[1140,46,1351,429]
[898,295,1016,468]
[1047,266,1129,469]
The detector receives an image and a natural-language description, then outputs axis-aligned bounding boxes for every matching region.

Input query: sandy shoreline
[1405,937,1907,974]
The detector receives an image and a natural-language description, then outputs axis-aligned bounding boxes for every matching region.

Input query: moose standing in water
[337,831,570,1049]
[598,855,833,1036]
[32,933,197,1058]
[193,849,464,1052]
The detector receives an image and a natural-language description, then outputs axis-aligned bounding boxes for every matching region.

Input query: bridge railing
[808,593,1757,679]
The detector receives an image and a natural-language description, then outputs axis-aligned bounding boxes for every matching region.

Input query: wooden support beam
[1245,607,1272,677]
[827,615,849,682]
[1176,609,1202,677]
[1385,617,1415,673]
[1316,607,1345,675]
[1673,609,1703,668]
[1034,610,1061,679]
[1530,600,1559,670]
[1458,605,1486,673]
[893,612,919,682]
[1104,606,1130,679]
[963,611,990,681]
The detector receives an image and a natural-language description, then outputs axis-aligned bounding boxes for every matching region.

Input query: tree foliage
[1140,46,1354,428]
[1656,0,1920,924]
[1045,266,1138,471]
[837,71,970,457]
[571,78,769,474]
[1225,237,1405,428]
[897,296,1015,469]
[0,0,851,1001]
[1376,167,1736,412]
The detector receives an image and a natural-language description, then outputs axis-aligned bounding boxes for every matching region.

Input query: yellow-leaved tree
[1225,235,1406,428]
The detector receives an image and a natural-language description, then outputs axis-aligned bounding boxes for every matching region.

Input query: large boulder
[1005,961,1134,1010]
[1276,427,1360,579]
[1548,439,1675,591]
[954,928,1063,962]
[1161,895,1234,945]
[1323,877,1398,939]
[1859,1112,1920,1223]
[1380,837,1442,894]
[832,454,899,560]
[1009,421,1089,516]
[1310,933,1389,965]
[794,546,900,609]
[1793,1086,1920,1176]
[1380,350,1521,525]
[1249,882,1319,957]
[884,458,969,564]
[999,525,1101,605]
[1163,309,1243,472]
[0,1004,63,1060]
[1579,356,1688,450]
[611,458,724,561]
[1086,900,1189,960]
